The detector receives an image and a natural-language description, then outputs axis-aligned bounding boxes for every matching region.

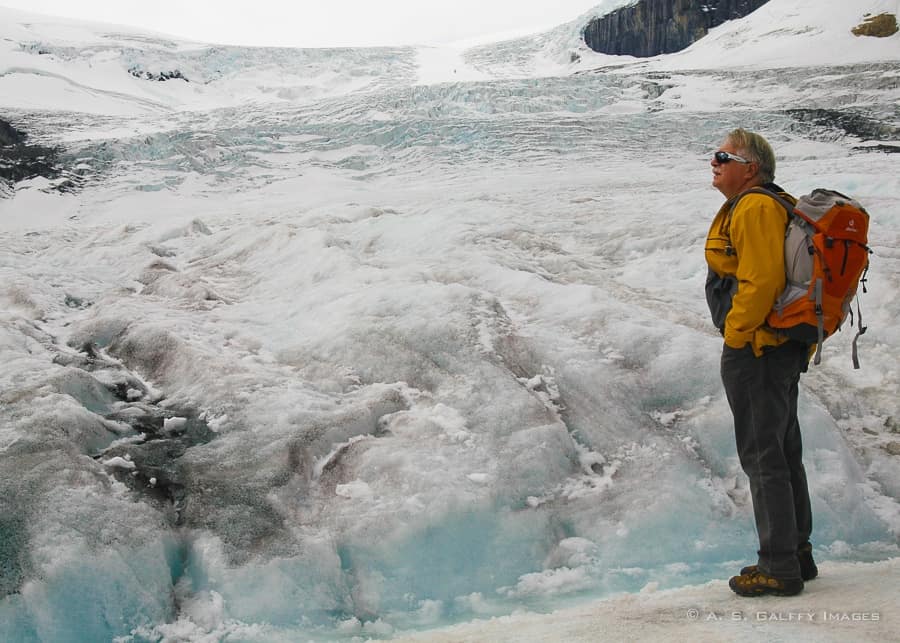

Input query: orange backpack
[746,188,871,368]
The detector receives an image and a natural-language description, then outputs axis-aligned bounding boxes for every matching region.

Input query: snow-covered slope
[3,0,898,115]
[646,0,900,70]
[1,1,899,642]
[464,0,900,77]
[0,6,419,114]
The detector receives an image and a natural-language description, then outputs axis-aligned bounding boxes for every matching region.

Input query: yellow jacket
[705,187,793,356]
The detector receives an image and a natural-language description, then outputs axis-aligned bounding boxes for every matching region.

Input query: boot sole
[740,564,817,581]
[729,577,804,597]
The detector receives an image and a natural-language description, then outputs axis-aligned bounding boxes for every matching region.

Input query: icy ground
[394,558,900,643]
[1,1,899,641]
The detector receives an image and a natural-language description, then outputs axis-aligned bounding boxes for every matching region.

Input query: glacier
[1,1,899,641]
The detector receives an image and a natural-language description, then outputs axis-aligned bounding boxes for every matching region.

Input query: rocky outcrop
[0,119,26,146]
[127,66,189,82]
[852,13,899,38]
[0,118,63,194]
[786,108,900,142]
[583,0,771,57]
[786,108,900,154]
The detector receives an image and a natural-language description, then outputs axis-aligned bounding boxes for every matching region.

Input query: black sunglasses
[714,151,751,164]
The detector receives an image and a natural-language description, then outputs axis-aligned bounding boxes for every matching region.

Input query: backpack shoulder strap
[733,186,818,238]
[734,186,796,217]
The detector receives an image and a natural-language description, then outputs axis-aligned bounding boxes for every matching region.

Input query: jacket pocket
[705,268,737,333]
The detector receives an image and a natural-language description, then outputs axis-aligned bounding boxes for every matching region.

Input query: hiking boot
[740,543,818,581]
[729,570,804,597]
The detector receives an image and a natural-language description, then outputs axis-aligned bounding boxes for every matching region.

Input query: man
[704,128,818,597]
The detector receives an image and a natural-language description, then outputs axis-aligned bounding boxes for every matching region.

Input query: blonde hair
[727,128,776,184]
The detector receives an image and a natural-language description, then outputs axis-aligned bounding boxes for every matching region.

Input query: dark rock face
[583,0,771,57]
[0,119,27,146]
[0,118,63,192]
[787,108,900,142]
[786,108,900,153]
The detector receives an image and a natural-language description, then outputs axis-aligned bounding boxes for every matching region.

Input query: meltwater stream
[2,57,899,641]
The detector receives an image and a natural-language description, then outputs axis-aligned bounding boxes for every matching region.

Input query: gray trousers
[721,341,812,580]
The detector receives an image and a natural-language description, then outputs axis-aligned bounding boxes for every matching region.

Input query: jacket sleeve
[723,195,787,349]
